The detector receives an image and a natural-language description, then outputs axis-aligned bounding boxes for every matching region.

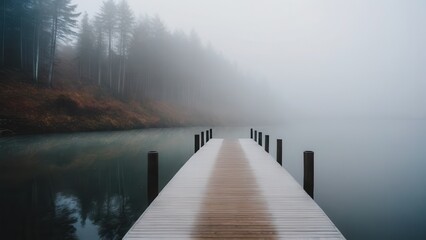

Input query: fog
[76,0,426,121]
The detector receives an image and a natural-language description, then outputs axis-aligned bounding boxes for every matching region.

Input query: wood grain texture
[194,140,277,238]
[123,139,345,239]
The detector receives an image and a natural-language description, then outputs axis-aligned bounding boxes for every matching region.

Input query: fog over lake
[75,0,426,120]
[2,0,426,239]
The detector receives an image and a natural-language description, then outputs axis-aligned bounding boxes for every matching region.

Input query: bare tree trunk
[34,26,40,83]
[89,55,92,82]
[122,58,126,96]
[97,57,101,86]
[1,0,5,67]
[108,30,112,89]
[20,17,23,69]
[48,8,58,88]
[117,56,121,94]
[121,37,126,97]
[33,21,40,83]
[78,58,82,79]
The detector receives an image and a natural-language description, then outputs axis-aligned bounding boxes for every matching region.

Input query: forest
[0,0,271,134]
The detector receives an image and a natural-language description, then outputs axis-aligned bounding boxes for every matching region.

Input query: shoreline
[0,74,215,137]
[0,122,206,138]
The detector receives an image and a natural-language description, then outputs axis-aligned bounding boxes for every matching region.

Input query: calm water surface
[1,121,426,239]
[258,120,426,240]
[0,128,200,239]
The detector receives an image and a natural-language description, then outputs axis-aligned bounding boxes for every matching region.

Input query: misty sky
[75,0,426,119]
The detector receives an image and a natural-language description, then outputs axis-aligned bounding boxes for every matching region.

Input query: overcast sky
[74,0,426,120]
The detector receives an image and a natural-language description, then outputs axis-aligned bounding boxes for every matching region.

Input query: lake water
[1,121,426,239]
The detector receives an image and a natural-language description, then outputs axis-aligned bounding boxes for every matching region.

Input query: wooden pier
[124,138,345,239]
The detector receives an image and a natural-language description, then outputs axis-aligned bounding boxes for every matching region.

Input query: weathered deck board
[124,139,345,239]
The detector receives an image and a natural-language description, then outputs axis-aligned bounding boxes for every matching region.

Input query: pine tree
[93,16,105,86]
[47,0,80,88]
[98,0,116,90]
[31,0,42,82]
[116,0,133,95]
[77,12,94,81]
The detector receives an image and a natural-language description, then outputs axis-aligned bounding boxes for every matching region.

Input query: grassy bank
[0,70,212,136]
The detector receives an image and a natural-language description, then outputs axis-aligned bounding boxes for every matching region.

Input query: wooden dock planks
[124,139,345,239]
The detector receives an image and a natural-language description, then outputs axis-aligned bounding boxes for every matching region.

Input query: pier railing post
[254,130,257,141]
[195,134,200,153]
[304,151,314,199]
[265,135,269,152]
[250,128,253,139]
[210,128,212,138]
[277,139,282,166]
[206,130,209,142]
[259,132,262,146]
[201,132,204,147]
[148,151,159,204]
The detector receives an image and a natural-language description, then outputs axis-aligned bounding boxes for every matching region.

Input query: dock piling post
[201,132,204,147]
[195,134,200,153]
[250,128,253,139]
[265,135,269,152]
[206,130,209,142]
[259,132,262,146]
[277,139,282,166]
[210,128,212,138]
[254,130,257,141]
[304,151,314,199]
[148,151,159,204]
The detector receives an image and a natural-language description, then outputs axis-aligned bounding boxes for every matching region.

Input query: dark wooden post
[265,135,269,152]
[201,132,204,147]
[304,151,314,199]
[195,134,200,153]
[254,130,257,141]
[206,130,209,142]
[250,128,253,139]
[277,139,282,166]
[210,128,212,138]
[259,132,262,146]
[148,151,159,204]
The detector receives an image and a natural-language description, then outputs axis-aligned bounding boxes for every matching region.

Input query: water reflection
[0,128,198,239]
[2,122,426,239]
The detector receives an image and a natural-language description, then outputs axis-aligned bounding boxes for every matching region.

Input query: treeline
[0,0,79,87]
[77,0,268,117]
[1,0,271,122]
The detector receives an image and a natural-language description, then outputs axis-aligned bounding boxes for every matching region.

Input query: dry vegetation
[0,68,212,136]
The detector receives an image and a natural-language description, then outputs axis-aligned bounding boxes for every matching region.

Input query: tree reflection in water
[0,176,77,240]
[0,129,194,239]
